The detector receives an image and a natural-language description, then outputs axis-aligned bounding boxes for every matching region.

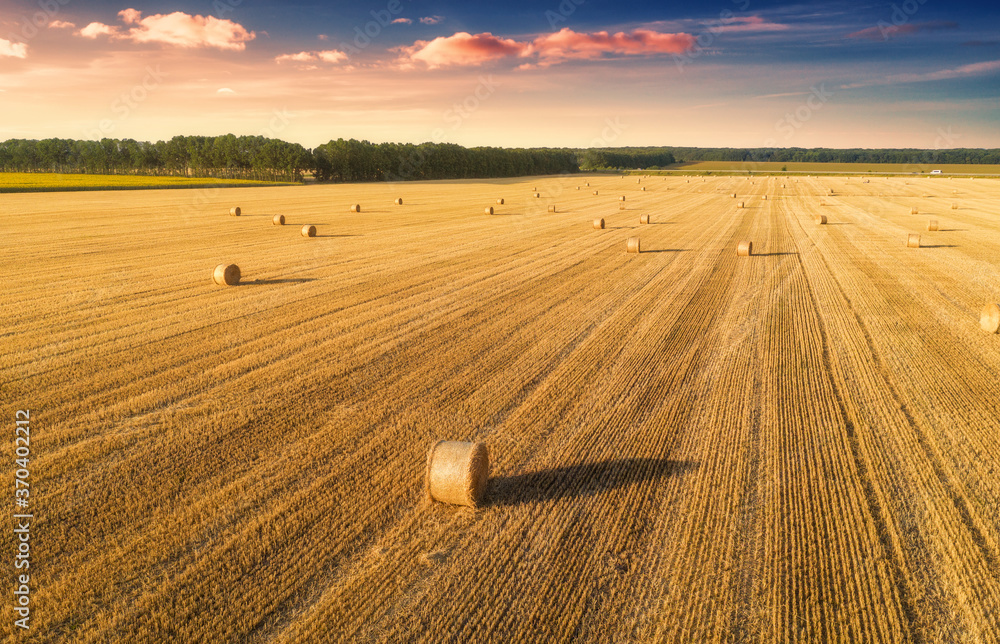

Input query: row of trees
[578,148,676,171]
[665,147,1000,165]
[313,139,578,182]
[0,135,312,182]
[2,137,998,181]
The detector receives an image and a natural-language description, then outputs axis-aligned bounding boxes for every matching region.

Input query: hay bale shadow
[245,278,317,285]
[642,249,687,254]
[488,458,698,507]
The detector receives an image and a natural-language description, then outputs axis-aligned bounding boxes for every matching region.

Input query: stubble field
[3,173,1000,643]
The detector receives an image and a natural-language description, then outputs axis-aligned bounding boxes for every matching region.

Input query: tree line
[2,136,998,182]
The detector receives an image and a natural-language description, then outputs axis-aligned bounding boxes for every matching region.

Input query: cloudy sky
[1,0,998,149]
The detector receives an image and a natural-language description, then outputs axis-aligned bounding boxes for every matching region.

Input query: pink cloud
[48,20,76,29]
[76,8,255,51]
[529,28,696,64]
[398,27,696,69]
[420,16,444,25]
[714,16,789,34]
[393,18,413,25]
[847,20,958,41]
[0,37,28,58]
[275,49,347,64]
[399,32,528,69]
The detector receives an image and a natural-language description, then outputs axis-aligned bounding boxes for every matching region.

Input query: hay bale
[640,214,650,224]
[637,178,641,183]
[737,241,753,256]
[593,218,605,230]
[737,201,745,208]
[927,220,939,231]
[981,303,1000,334]
[593,190,599,195]
[626,237,641,253]
[272,214,285,225]
[548,205,557,213]
[641,186,646,191]
[230,206,241,217]
[301,224,316,237]
[952,203,958,210]
[395,198,403,205]
[496,198,505,205]
[576,186,581,190]
[350,204,361,213]
[907,233,921,248]
[910,207,918,215]
[426,441,489,507]
[731,193,737,198]
[485,206,494,215]
[762,195,768,200]
[213,264,241,286]
[585,182,590,186]
[619,196,626,201]
[534,193,540,198]
[816,215,828,224]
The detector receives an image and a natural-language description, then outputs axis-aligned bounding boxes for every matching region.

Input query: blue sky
[1,0,997,148]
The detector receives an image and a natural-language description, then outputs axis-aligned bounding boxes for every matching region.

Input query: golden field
[0,171,288,193]
[3,174,1000,642]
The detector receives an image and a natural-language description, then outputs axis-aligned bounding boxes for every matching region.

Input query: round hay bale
[951,202,958,210]
[981,303,1000,334]
[910,207,918,215]
[485,206,494,215]
[534,193,540,198]
[737,201,745,208]
[737,241,753,256]
[395,198,403,205]
[548,205,556,213]
[350,204,361,213]
[213,263,240,286]
[272,214,285,225]
[640,214,650,224]
[626,237,641,253]
[641,186,646,191]
[781,184,786,188]
[927,220,939,231]
[301,224,317,237]
[585,182,590,186]
[619,196,626,201]
[230,206,241,217]
[576,186,581,190]
[497,198,505,204]
[731,193,737,198]
[593,218,605,230]
[906,233,921,248]
[829,188,835,195]
[426,441,489,507]
[637,178,641,183]
[593,190,599,195]
[762,195,768,200]
[816,215,827,225]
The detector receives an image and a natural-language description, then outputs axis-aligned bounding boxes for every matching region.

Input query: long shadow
[607,226,637,230]
[642,249,687,254]
[488,458,698,507]
[940,229,967,232]
[920,244,959,249]
[756,251,799,257]
[824,222,853,226]
[243,278,317,285]
[314,233,362,238]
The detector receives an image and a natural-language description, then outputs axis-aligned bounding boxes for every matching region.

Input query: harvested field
[4,174,1000,643]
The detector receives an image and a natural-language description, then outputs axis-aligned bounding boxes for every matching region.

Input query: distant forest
[1,136,998,182]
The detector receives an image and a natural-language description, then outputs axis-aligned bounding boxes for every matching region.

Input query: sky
[0,0,998,149]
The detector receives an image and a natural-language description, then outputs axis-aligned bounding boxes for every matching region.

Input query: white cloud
[49,20,76,29]
[275,49,347,64]
[0,37,28,58]
[420,16,444,25]
[76,8,255,51]
[217,87,236,94]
